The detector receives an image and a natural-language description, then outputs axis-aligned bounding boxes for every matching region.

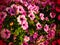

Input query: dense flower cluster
[0,0,59,45]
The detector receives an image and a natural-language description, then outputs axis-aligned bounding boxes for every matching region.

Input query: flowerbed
[0,0,60,45]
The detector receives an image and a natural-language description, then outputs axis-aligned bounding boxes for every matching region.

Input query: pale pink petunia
[39,13,45,21]
[21,21,28,30]
[44,24,49,33]
[36,22,42,30]
[24,36,30,42]
[17,15,26,25]
[1,29,11,39]
[28,12,35,20]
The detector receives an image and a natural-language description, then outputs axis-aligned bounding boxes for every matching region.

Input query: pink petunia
[21,21,28,30]
[28,12,35,20]
[45,17,49,21]
[28,4,39,14]
[39,13,45,21]
[17,15,26,25]
[50,12,56,18]
[44,24,49,33]
[33,32,38,39]
[36,22,42,30]
[17,5,26,16]
[1,29,11,39]
[13,0,20,3]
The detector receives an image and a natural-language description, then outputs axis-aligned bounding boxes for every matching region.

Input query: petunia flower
[17,15,26,25]
[21,21,28,30]
[6,7,16,16]
[39,13,45,21]
[28,12,35,20]
[28,4,39,14]
[33,32,38,39]
[24,36,30,42]
[36,22,42,30]
[44,24,49,33]
[46,30,55,40]
[17,5,26,16]
[1,29,11,39]
[50,12,56,18]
